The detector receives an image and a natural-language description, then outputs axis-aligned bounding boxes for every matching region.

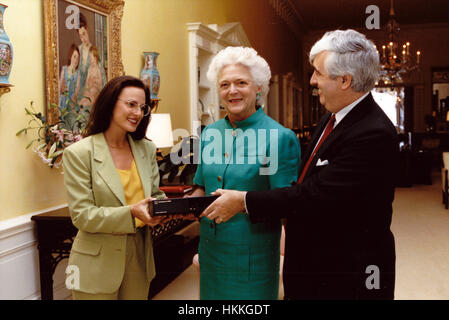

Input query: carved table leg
[37,246,54,300]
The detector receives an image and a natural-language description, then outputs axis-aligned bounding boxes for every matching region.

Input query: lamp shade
[146,113,174,148]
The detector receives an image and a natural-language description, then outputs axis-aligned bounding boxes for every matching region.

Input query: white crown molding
[211,22,251,47]
[187,22,220,42]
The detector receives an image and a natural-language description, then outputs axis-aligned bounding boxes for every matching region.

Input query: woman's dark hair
[66,43,79,67]
[84,75,151,140]
[78,12,87,29]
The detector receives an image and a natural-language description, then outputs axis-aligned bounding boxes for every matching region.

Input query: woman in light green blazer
[63,76,166,299]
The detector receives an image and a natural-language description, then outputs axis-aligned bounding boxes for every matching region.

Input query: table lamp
[146,113,174,149]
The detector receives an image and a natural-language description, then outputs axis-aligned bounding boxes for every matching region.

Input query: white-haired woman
[190,46,301,299]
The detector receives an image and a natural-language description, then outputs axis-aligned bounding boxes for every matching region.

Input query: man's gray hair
[309,29,380,92]
[207,46,271,105]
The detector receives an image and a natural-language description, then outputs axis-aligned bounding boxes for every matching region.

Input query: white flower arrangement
[16,100,88,168]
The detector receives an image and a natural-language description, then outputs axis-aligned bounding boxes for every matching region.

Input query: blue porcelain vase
[140,52,160,100]
[0,3,12,85]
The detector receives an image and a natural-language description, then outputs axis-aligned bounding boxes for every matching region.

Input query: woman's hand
[130,197,165,227]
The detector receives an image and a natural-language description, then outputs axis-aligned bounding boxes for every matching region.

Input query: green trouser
[72,228,149,300]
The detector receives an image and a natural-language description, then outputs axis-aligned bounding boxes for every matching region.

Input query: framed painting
[43,0,124,128]
[432,67,449,83]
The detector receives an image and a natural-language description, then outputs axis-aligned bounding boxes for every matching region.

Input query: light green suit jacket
[62,133,165,294]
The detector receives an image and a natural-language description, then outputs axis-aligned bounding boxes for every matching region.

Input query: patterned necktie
[297,114,336,183]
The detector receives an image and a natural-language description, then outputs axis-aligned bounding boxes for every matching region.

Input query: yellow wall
[122,0,302,132]
[0,0,68,221]
[0,0,300,222]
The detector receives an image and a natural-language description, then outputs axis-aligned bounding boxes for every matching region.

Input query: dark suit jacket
[246,93,399,299]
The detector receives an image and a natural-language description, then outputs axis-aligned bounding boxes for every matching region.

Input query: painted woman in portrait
[76,13,106,114]
[59,43,80,130]
[75,13,91,103]
[79,45,106,113]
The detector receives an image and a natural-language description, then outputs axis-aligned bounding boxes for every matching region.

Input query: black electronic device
[151,195,219,217]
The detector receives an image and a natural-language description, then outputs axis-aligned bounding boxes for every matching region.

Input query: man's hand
[200,189,247,223]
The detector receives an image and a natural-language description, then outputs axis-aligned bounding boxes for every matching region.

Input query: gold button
[224,152,228,158]
[218,176,222,182]
[232,130,235,136]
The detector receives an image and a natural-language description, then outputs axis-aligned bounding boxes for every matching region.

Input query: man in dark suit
[201,29,399,300]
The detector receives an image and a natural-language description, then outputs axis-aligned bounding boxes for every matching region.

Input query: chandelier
[376,0,421,85]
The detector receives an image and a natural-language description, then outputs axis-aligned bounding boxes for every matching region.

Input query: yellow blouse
[116,159,146,228]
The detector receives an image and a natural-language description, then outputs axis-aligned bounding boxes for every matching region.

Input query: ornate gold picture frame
[43,0,124,124]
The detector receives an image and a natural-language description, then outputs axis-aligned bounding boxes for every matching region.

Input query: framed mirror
[43,0,124,128]
[432,68,449,131]
[372,86,405,133]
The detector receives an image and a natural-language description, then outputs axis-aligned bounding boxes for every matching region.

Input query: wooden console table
[32,204,196,300]
[31,207,77,300]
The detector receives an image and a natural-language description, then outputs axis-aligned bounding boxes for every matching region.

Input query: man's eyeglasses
[118,99,151,117]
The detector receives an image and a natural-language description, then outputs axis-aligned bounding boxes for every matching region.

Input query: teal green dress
[193,107,301,300]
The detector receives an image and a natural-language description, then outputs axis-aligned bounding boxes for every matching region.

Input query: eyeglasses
[118,99,151,117]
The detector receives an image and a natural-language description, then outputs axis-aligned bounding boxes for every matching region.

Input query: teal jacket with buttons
[194,107,301,299]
